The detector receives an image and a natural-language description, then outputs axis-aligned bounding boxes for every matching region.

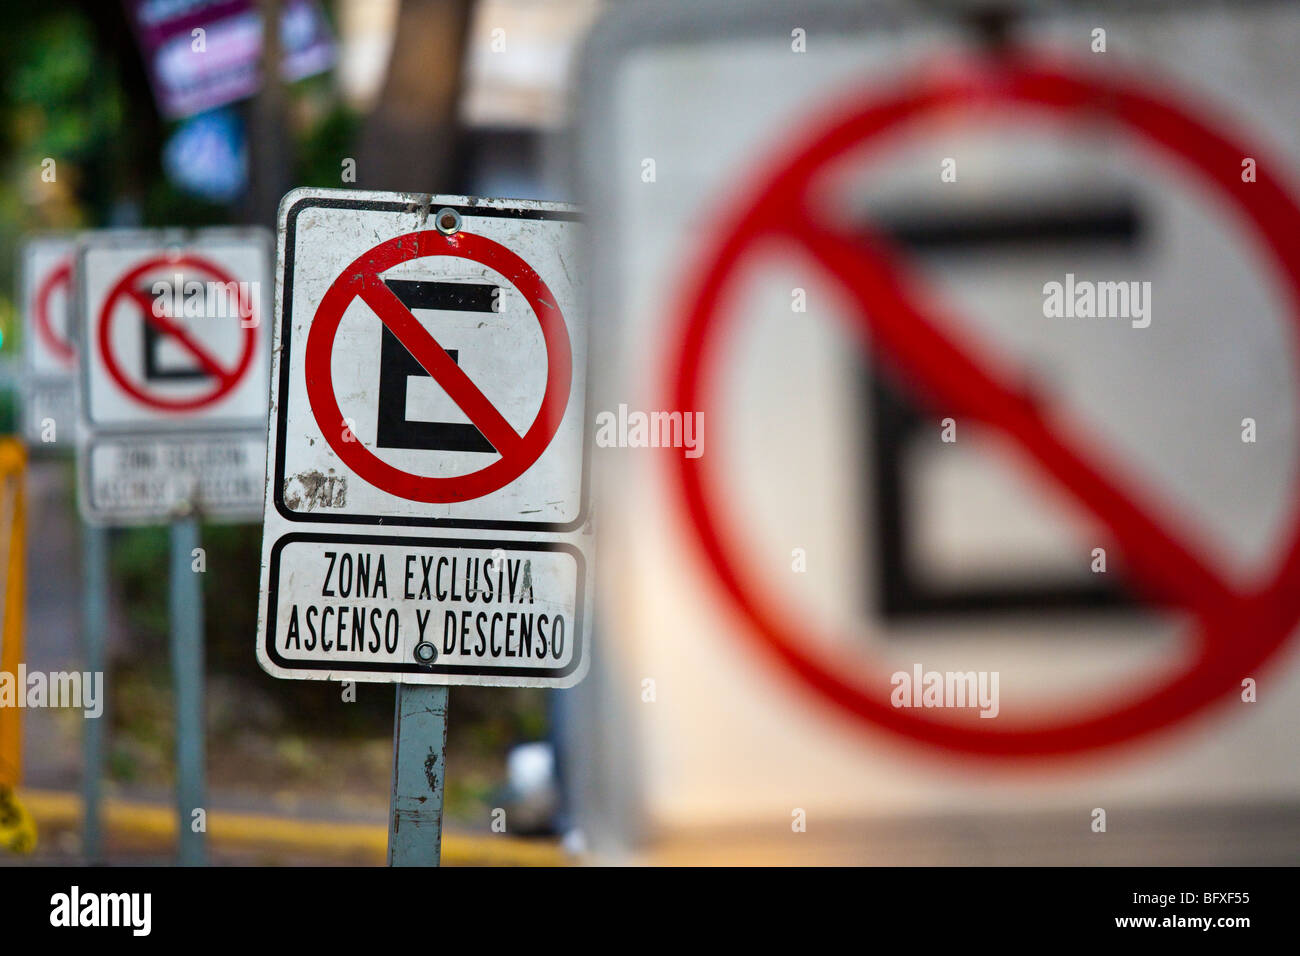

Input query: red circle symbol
[305,229,572,503]
[34,259,75,367]
[668,56,1300,758]
[98,254,258,412]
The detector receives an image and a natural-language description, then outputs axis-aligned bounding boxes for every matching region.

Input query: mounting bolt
[435,207,461,236]
[413,641,438,664]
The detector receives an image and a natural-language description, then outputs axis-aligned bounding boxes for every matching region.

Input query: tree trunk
[355,0,475,193]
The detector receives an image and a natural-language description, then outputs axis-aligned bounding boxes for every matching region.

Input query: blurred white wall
[335,0,401,110]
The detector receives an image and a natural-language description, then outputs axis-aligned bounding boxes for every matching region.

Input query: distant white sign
[76,228,272,524]
[19,236,78,450]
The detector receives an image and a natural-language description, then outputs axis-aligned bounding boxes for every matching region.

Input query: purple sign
[125,0,335,120]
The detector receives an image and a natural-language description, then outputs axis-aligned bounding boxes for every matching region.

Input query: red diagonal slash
[668,56,1300,757]
[793,217,1239,623]
[124,287,237,385]
[357,278,523,457]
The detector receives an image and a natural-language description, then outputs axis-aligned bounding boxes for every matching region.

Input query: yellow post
[0,437,34,853]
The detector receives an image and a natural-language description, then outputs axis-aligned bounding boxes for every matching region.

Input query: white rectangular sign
[574,0,1300,858]
[257,189,591,687]
[19,235,78,451]
[75,228,273,524]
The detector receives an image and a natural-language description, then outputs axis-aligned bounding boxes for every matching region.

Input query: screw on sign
[304,228,572,503]
[98,255,258,412]
[34,258,75,367]
[668,55,1300,758]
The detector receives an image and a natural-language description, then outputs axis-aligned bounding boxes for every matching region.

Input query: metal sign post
[80,522,108,861]
[168,511,207,866]
[388,684,450,866]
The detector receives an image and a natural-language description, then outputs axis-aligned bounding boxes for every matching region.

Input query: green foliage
[0,379,13,434]
[6,12,123,162]
[295,97,363,189]
[1,8,127,215]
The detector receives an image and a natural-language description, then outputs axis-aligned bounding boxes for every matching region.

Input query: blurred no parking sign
[578,0,1300,844]
[18,236,78,451]
[76,229,273,525]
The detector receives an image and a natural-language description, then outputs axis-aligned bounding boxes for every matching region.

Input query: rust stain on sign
[283,470,347,510]
[423,747,440,794]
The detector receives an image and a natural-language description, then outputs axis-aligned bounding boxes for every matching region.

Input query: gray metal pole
[80,522,108,862]
[388,684,450,866]
[168,515,207,866]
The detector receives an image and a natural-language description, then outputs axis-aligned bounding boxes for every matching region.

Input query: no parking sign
[76,229,273,525]
[576,0,1300,856]
[256,189,591,687]
[667,59,1300,757]
[18,235,78,451]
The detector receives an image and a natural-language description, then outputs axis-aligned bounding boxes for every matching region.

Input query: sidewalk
[8,787,569,866]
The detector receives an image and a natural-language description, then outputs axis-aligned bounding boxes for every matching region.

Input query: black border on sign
[264,531,586,678]
[274,197,590,531]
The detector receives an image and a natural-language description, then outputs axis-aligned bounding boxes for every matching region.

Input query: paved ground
[641,802,1300,865]
[1,788,567,866]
